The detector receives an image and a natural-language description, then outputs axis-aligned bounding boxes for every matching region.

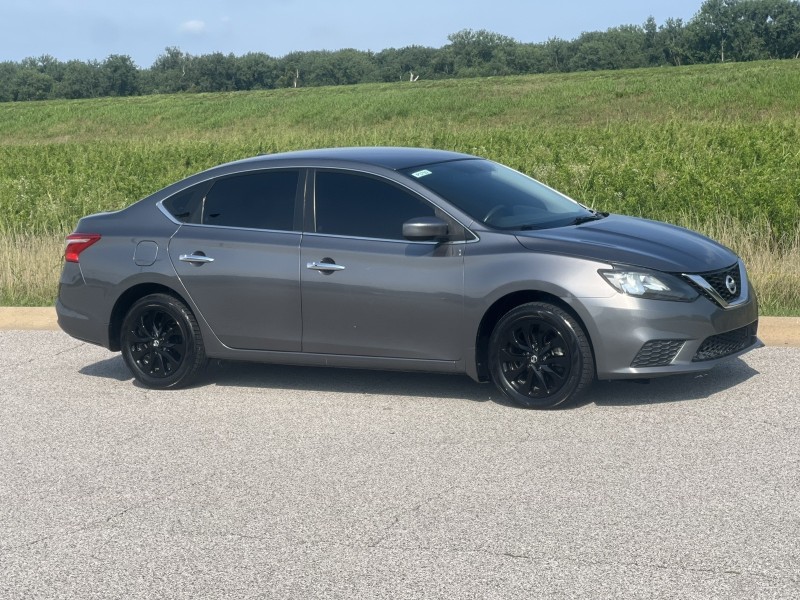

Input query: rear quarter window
[162,183,208,224]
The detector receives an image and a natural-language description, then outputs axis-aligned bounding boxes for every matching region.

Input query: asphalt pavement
[1,331,798,599]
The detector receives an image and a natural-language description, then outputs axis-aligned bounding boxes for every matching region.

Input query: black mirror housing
[402,216,450,241]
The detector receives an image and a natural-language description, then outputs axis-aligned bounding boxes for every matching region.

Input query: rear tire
[120,293,206,389]
[489,302,594,409]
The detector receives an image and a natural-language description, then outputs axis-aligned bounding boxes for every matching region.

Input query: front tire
[489,302,594,409]
[120,293,206,389]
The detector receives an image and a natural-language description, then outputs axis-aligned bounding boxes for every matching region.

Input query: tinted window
[314,171,435,240]
[202,171,299,231]
[162,183,208,224]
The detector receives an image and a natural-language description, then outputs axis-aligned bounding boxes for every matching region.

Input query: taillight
[64,233,101,263]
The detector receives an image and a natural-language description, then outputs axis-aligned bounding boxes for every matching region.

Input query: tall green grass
[1,61,798,311]
[672,213,800,316]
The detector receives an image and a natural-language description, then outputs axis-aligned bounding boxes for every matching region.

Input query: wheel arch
[108,283,192,351]
[473,290,596,382]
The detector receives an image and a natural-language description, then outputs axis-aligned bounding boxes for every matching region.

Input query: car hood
[514,215,738,273]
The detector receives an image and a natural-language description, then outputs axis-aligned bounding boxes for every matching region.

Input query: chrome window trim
[174,222,304,235]
[157,200,185,226]
[302,231,476,245]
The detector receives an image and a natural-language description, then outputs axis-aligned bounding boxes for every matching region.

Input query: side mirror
[402,216,450,241]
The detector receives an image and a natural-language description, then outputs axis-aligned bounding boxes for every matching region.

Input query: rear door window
[202,170,300,231]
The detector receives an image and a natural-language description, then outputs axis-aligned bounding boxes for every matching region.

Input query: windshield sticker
[411,169,432,178]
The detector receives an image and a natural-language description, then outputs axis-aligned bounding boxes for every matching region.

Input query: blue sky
[2,0,704,68]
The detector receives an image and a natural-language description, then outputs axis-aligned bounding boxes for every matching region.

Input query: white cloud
[179,20,207,34]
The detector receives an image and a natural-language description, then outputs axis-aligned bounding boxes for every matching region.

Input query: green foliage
[0,60,799,311]
[1,60,798,236]
[689,0,800,62]
[3,1,800,100]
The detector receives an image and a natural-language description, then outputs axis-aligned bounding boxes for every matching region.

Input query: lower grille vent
[631,340,685,367]
[693,321,758,362]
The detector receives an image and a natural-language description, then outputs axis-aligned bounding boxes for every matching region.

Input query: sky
[1,0,705,68]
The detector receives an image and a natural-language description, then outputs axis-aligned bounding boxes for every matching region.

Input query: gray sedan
[57,147,761,408]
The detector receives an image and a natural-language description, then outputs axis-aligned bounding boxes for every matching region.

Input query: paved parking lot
[1,331,798,599]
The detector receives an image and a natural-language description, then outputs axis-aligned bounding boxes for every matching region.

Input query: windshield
[401,158,595,230]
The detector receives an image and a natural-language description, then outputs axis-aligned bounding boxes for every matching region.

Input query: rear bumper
[56,263,111,348]
[56,297,108,348]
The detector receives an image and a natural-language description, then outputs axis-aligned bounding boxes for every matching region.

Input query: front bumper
[570,287,761,380]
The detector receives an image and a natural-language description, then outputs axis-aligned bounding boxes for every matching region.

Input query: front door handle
[179,253,215,265]
[307,261,346,272]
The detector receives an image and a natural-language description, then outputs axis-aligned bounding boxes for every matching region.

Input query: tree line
[2,0,799,102]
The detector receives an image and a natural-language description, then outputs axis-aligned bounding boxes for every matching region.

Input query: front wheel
[120,293,206,389]
[489,302,594,409]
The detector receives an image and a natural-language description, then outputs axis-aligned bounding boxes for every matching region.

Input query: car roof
[230,147,477,171]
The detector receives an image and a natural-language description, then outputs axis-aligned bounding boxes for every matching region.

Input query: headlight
[599,268,699,302]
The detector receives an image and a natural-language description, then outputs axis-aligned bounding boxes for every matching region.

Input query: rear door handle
[179,253,215,265]
[306,261,345,272]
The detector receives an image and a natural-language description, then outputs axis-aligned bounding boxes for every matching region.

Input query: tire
[120,293,206,389]
[489,302,594,409]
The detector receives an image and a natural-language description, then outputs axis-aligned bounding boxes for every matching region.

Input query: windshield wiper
[516,211,608,231]
[571,211,608,226]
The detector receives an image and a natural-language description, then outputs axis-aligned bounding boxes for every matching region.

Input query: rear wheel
[489,302,593,409]
[120,293,206,389]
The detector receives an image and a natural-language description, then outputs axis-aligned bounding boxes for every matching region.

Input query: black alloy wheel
[120,293,206,389]
[489,302,594,409]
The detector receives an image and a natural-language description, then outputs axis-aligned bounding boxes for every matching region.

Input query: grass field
[1,60,798,312]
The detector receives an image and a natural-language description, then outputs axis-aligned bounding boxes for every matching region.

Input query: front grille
[631,339,685,367]
[704,264,741,302]
[684,263,742,306]
[692,321,758,362]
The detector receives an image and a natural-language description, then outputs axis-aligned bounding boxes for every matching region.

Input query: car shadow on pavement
[79,355,134,381]
[206,360,498,403]
[584,357,760,407]
[79,354,759,407]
